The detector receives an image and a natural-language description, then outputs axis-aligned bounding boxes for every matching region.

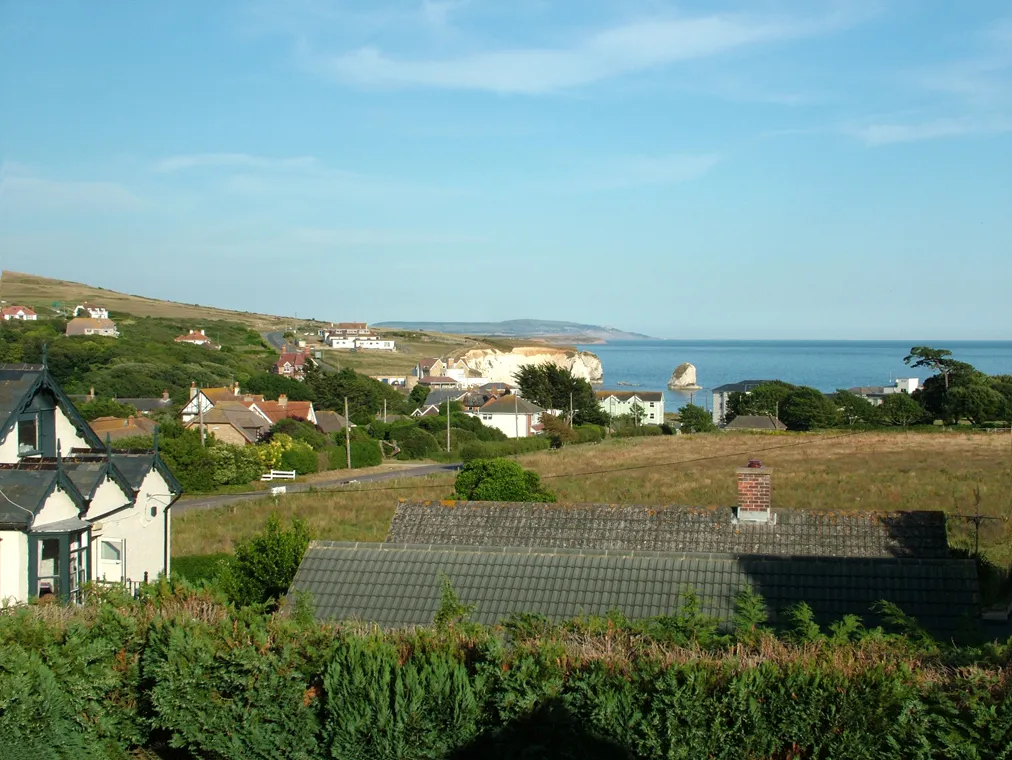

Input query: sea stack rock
[668,362,702,391]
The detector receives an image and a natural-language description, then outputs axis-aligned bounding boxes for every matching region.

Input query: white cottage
[0,363,182,604]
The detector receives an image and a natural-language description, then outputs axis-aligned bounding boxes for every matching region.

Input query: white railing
[261,469,297,481]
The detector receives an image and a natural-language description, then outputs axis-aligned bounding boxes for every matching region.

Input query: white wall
[33,488,80,528]
[471,411,541,438]
[0,530,28,604]
[83,477,132,520]
[598,395,664,425]
[91,468,171,583]
[0,428,18,464]
[55,406,91,452]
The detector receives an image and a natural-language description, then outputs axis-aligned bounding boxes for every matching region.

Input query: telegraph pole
[446,396,451,452]
[344,397,352,470]
[383,399,387,424]
[198,387,205,448]
[514,393,519,439]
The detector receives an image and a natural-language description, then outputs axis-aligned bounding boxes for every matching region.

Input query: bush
[452,458,556,502]
[574,424,605,443]
[270,418,328,450]
[459,437,552,462]
[329,439,383,469]
[678,403,717,433]
[218,514,310,607]
[279,441,319,474]
[395,427,441,460]
[77,397,137,421]
[613,424,664,438]
[171,553,231,584]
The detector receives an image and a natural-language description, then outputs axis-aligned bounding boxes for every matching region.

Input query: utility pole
[344,397,352,470]
[198,388,205,448]
[514,393,519,439]
[446,396,451,452]
[383,399,387,424]
[569,391,574,426]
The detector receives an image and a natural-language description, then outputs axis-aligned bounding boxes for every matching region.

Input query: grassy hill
[0,270,295,330]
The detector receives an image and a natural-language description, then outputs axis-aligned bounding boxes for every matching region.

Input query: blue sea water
[576,341,1012,409]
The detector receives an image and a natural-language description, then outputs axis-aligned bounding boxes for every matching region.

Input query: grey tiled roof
[0,364,44,430]
[712,380,777,393]
[386,501,951,559]
[291,541,979,633]
[109,453,156,489]
[725,415,787,431]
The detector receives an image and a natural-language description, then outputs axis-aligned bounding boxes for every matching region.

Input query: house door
[98,539,125,583]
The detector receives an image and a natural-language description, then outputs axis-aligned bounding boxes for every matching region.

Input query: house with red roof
[1,305,37,321]
[174,329,219,349]
[273,349,311,379]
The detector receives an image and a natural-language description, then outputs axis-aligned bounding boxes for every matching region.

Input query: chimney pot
[162,389,170,401]
[189,382,198,399]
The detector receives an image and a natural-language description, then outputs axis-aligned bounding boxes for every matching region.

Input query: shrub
[77,397,137,421]
[280,441,319,474]
[171,553,231,584]
[613,424,664,438]
[270,418,328,450]
[452,458,556,502]
[329,440,383,469]
[459,437,552,462]
[574,424,605,443]
[396,427,441,460]
[218,514,311,607]
[678,403,716,433]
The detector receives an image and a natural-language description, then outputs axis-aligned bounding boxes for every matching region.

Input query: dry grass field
[0,270,296,330]
[172,430,1012,559]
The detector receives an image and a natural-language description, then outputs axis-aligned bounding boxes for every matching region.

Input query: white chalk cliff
[669,362,702,390]
[457,346,604,385]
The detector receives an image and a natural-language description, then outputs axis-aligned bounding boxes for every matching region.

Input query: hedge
[460,437,552,462]
[328,440,383,469]
[2,588,1012,759]
[612,425,664,438]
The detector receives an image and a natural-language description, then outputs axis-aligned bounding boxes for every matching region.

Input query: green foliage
[76,397,137,421]
[329,439,383,469]
[540,412,578,447]
[206,443,267,486]
[678,403,716,433]
[171,553,231,584]
[452,458,556,502]
[574,424,605,443]
[395,426,441,460]
[612,424,664,438]
[515,363,609,426]
[727,381,794,422]
[271,417,329,450]
[280,441,319,474]
[833,389,883,426]
[946,382,1007,425]
[308,367,407,424]
[244,371,315,401]
[880,393,925,427]
[218,514,311,607]
[434,574,478,632]
[408,383,431,407]
[779,386,839,431]
[459,437,552,462]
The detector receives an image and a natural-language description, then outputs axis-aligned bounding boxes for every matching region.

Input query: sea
[576,340,1012,410]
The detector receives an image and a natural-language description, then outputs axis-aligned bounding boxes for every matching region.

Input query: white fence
[261,470,297,481]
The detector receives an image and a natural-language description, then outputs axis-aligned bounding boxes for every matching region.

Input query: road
[173,463,461,514]
[263,330,286,351]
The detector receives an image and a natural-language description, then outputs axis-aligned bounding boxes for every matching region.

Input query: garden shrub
[459,437,552,462]
[280,441,319,474]
[218,514,311,608]
[329,440,383,469]
[395,427,441,460]
[452,458,556,502]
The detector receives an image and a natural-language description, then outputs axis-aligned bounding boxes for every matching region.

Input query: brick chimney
[278,393,288,408]
[735,459,774,523]
[162,389,170,401]
[232,382,240,396]
[189,381,198,399]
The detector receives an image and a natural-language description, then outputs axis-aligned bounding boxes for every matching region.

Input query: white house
[73,303,109,320]
[2,306,37,321]
[0,363,182,604]
[469,395,546,438]
[847,378,921,406]
[326,336,357,349]
[596,390,665,426]
[355,335,396,351]
[174,329,217,348]
[711,380,777,426]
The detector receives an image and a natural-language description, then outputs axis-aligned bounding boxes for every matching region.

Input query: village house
[711,379,777,426]
[847,378,921,406]
[416,376,460,391]
[469,395,546,438]
[65,317,119,338]
[354,335,396,351]
[288,461,979,636]
[180,383,265,424]
[89,416,158,441]
[246,394,318,426]
[73,303,109,320]
[174,329,219,349]
[2,305,37,321]
[272,349,311,379]
[414,358,445,378]
[596,390,665,425]
[315,410,352,436]
[0,362,182,604]
[185,401,271,445]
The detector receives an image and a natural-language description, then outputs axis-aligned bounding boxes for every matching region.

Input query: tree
[539,412,577,448]
[832,390,881,426]
[879,393,924,427]
[243,372,315,402]
[77,398,137,421]
[629,402,646,427]
[678,404,716,433]
[219,514,311,608]
[779,387,839,431]
[904,346,955,389]
[514,363,608,426]
[726,381,794,423]
[308,367,406,423]
[946,383,1006,426]
[452,458,556,502]
[408,383,430,408]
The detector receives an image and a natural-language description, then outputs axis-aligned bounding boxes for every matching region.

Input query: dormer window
[18,414,39,456]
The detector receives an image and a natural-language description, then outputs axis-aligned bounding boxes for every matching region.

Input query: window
[17,415,38,455]
[649,403,655,407]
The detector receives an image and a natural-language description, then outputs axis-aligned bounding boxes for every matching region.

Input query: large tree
[880,393,924,427]
[514,363,608,426]
[678,404,716,433]
[904,346,956,389]
[946,383,1007,426]
[779,387,839,431]
[727,381,794,423]
[832,389,881,426]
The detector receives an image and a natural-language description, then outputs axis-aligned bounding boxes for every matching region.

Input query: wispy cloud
[292,227,482,245]
[845,117,1012,146]
[306,9,865,94]
[0,165,142,212]
[154,153,317,173]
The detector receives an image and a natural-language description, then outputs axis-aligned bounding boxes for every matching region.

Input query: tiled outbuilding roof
[290,541,979,633]
[386,501,951,559]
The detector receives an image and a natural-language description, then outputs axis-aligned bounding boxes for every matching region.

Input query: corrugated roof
[291,541,979,633]
[387,501,952,559]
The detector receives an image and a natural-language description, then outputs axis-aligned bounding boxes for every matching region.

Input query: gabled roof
[290,541,979,634]
[725,415,788,431]
[0,462,87,528]
[193,403,270,443]
[315,410,350,434]
[596,390,664,402]
[249,399,314,424]
[2,305,36,316]
[419,389,467,409]
[108,450,183,495]
[418,357,441,370]
[712,380,777,393]
[478,396,545,415]
[387,501,952,559]
[275,352,307,368]
[417,376,457,386]
[90,416,158,440]
[0,364,104,451]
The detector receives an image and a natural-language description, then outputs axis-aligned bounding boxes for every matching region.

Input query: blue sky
[1,1,1010,339]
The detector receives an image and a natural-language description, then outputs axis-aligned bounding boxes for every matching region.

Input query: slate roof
[315,410,350,434]
[0,464,85,527]
[0,364,44,428]
[419,389,467,409]
[386,501,951,559]
[109,453,156,490]
[725,415,788,431]
[418,376,458,386]
[478,396,545,415]
[60,460,109,499]
[193,403,270,443]
[712,380,777,393]
[291,541,979,633]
